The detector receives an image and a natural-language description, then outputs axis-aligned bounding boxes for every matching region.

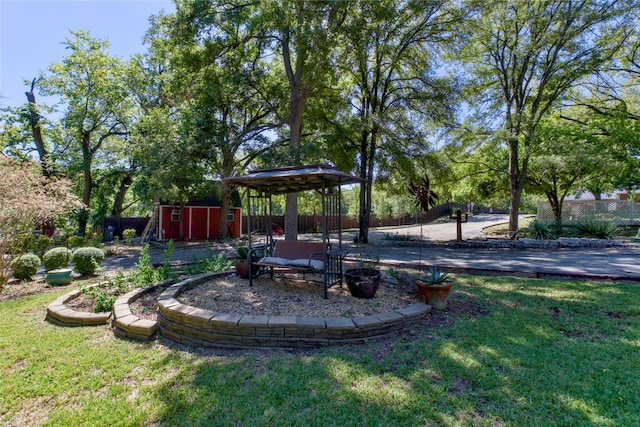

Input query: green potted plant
[233,247,255,279]
[345,255,381,299]
[415,266,453,309]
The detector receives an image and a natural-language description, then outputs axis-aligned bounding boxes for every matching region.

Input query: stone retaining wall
[157,272,430,349]
[112,285,161,341]
[46,289,111,326]
[390,237,629,249]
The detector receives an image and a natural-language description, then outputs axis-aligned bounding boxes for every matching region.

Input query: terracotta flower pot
[234,259,259,279]
[234,259,251,279]
[416,279,452,309]
[345,268,381,299]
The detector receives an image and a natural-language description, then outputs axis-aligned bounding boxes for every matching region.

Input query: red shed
[153,193,242,241]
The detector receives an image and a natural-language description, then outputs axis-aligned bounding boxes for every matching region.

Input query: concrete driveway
[366,213,522,242]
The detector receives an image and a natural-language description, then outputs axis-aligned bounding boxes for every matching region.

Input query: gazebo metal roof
[224,164,360,298]
[224,164,363,194]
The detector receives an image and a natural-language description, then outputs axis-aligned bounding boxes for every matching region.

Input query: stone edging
[386,237,631,249]
[157,272,431,349]
[46,289,111,326]
[112,285,161,341]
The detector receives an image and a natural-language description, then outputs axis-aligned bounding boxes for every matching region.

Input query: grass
[1,276,640,426]
[483,216,535,236]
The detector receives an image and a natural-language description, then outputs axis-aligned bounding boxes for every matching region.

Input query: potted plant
[415,266,453,309]
[345,255,381,299]
[234,247,257,279]
[46,268,74,286]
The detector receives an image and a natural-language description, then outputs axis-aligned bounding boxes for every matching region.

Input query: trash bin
[105,226,115,242]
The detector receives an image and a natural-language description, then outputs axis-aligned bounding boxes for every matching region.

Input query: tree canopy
[1,1,638,241]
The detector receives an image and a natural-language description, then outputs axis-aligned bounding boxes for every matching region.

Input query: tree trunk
[546,191,562,223]
[357,182,370,244]
[357,127,370,244]
[283,40,305,241]
[217,183,232,240]
[25,79,51,178]
[507,137,522,238]
[111,174,132,217]
[284,90,302,241]
[78,132,93,235]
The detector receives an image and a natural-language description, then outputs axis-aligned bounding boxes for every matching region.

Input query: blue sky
[0,0,174,108]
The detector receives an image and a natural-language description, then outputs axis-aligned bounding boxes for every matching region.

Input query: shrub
[122,228,136,245]
[12,233,36,255]
[184,252,234,275]
[86,232,104,248]
[36,236,52,258]
[574,219,620,239]
[0,156,79,290]
[43,247,73,271]
[10,254,41,280]
[80,285,116,313]
[72,247,104,275]
[67,235,86,249]
[526,220,559,240]
[131,245,162,285]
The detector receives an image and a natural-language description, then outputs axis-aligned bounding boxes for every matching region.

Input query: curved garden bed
[112,285,160,340]
[46,288,112,326]
[157,272,430,349]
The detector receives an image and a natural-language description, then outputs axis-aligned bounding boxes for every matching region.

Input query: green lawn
[1,276,639,426]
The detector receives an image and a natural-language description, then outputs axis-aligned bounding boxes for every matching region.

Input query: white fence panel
[537,200,639,225]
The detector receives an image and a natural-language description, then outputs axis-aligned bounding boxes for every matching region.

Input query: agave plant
[574,219,620,239]
[420,265,450,285]
[526,219,559,240]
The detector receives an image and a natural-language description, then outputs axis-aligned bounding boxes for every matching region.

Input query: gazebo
[224,164,364,298]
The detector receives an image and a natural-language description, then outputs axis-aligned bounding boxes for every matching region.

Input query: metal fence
[537,200,640,225]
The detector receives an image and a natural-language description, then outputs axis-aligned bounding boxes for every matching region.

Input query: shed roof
[224,164,363,195]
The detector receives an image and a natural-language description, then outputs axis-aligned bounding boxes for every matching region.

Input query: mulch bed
[1,280,69,303]
[64,292,99,312]
[176,273,418,318]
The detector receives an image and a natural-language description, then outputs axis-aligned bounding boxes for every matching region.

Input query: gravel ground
[176,273,418,318]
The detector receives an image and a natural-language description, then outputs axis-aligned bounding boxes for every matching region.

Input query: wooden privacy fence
[102,217,150,240]
[242,202,466,234]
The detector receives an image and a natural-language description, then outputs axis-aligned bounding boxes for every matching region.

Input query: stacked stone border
[113,284,163,341]
[385,237,630,249]
[46,288,111,326]
[158,272,431,348]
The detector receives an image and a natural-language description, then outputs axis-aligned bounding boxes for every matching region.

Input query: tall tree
[142,2,282,239]
[253,0,345,240]
[525,114,617,221]
[39,30,135,235]
[0,83,59,175]
[560,34,640,196]
[330,0,459,243]
[162,0,344,240]
[461,0,632,236]
[24,78,52,177]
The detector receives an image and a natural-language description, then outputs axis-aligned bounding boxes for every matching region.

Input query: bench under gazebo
[224,164,363,298]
